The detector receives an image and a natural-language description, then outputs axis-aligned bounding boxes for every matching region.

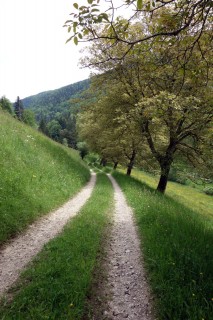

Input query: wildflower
[69,303,74,308]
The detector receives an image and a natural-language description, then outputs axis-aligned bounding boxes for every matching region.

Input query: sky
[0,0,91,101]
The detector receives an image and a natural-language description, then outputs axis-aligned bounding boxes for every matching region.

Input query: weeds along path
[105,175,155,320]
[0,173,96,297]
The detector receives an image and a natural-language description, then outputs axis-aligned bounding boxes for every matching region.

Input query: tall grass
[0,174,113,320]
[113,171,213,320]
[0,111,90,244]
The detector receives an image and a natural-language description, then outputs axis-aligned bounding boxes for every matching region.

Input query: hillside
[20,79,91,148]
[22,79,90,112]
[0,110,90,244]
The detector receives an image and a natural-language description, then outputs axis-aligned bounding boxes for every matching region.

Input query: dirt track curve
[0,172,155,320]
[0,173,96,297]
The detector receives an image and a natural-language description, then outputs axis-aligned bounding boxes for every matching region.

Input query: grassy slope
[0,111,90,244]
[128,169,213,219]
[0,174,113,320]
[113,171,213,320]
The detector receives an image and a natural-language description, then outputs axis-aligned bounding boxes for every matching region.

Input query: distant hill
[22,79,90,111]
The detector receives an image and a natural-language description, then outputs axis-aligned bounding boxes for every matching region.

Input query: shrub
[203,187,213,196]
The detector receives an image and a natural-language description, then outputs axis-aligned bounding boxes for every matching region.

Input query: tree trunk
[126,150,136,176]
[113,161,118,170]
[157,162,171,193]
[100,158,107,167]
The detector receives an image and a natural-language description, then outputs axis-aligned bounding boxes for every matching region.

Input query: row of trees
[73,3,212,193]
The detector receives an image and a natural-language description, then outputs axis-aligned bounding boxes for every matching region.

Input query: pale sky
[0,0,91,101]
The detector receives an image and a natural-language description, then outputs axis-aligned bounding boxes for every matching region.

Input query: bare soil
[0,173,96,297]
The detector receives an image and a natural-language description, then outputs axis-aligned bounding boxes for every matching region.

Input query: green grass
[0,111,90,244]
[0,173,113,320]
[128,169,213,219]
[113,171,213,320]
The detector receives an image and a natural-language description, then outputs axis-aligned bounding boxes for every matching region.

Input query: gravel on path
[104,174,155,320]
[0,173,96,297]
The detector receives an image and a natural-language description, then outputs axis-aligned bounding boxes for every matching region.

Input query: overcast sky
[0,0,91,101]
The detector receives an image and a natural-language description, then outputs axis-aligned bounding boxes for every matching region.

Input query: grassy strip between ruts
[0,173,113,320]
[113,171,213,320]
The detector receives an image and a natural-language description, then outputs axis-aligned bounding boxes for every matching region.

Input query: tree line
[70,1,213,193]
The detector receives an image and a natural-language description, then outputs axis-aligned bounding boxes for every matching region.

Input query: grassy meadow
[0,174,113,320]
[0,111,90,244]
[113,171,213,320]
[123,168,213,219]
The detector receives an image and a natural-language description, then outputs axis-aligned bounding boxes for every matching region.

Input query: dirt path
[0,173,96,298]
[93,174,155,320]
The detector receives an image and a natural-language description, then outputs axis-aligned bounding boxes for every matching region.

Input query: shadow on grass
[113,171,213,320]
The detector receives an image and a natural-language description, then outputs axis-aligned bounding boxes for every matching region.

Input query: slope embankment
[0,111,90,245]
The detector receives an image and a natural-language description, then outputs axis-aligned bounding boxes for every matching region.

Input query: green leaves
[137,0,143,10]
[74,36,78,45]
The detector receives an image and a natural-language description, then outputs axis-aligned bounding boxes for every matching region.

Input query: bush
[168,168,186,185]
[203,187,213,196]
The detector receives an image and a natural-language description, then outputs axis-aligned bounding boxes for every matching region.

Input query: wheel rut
[0,173,96,297]
[88,174,155,320]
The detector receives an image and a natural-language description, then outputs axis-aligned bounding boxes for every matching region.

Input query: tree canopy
[76,13,212,192]
[64,0,212,62]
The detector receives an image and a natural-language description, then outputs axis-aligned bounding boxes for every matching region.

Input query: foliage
[22,109,36,127]
[0,96,13,114]
[76,15,213,193]
[64,0,212,64]
[113,171,213,320]
[14,96,24,121]
[203,187,213,196]
[0,174,113,320]
[77,141,89,159]
[0,111,90,244]
[77,76,147,175]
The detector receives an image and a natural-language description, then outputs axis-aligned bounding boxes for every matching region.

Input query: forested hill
[22,79,90,110]
[19,78,91,149]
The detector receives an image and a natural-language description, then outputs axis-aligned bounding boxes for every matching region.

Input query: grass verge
[0,111,90,244]
[0,173,113,320]
[113,171,213,320]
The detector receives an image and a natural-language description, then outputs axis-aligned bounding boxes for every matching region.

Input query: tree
[0,96,13,114]
[22,109,36,127]
[76,16,212,192]
[47,120,62,142]
[38,118,49,136]
[133,91,213,192]
[77,79,146,175]
[14,96,24,121]
[77,141,89,159]
[64,0,212,62]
